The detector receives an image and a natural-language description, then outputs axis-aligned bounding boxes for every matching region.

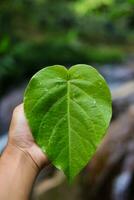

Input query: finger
[9,104,33,139]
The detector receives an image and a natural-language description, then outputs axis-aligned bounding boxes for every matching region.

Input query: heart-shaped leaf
[24,64,112,182]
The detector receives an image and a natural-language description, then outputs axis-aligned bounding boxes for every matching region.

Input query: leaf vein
[38,95,66,136]
[71,99,96,150]
[71,83,106,124]
[47,114,67,149]
[70,116,96,150]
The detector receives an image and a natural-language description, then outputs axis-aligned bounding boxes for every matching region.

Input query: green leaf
[24,64,112,182]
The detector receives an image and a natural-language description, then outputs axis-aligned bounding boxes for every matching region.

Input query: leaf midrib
[67,79,71,178]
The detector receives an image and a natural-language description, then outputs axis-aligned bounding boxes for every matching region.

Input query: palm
[8,104,48,169]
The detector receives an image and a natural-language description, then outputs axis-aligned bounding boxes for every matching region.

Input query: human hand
[0,104,49,200]
[8,104,48,170]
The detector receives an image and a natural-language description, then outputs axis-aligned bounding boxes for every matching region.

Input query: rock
[99,64,134,89]
[112,81,134,119]
[32,170,81,200]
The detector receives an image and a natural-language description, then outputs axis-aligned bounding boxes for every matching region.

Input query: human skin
[0,104,49,200]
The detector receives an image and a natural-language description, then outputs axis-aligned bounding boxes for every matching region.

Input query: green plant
[24,64,112,182]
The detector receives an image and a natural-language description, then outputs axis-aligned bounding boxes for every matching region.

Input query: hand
[0,104,49,200]
[8,104,48,170]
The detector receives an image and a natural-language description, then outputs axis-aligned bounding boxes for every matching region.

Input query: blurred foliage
[0,0,134,96]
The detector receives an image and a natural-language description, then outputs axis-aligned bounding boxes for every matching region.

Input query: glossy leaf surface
[24,64,112,182]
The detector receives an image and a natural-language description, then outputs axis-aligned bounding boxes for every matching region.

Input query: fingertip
[11,104,27,127]
[12,104,24,117]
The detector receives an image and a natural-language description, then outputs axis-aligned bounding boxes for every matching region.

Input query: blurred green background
[0,0,134,97]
